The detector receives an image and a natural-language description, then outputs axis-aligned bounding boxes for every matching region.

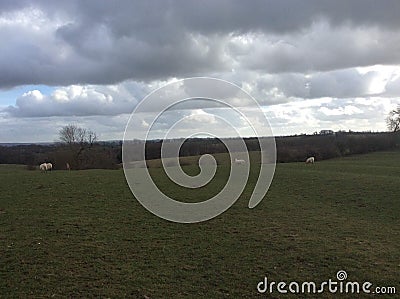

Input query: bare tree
[87,130,97,145]
[386,106,400,132]
[59,124,78,144]
[58,124,98,169]
[78,128,88,144]
[59,125,97,145]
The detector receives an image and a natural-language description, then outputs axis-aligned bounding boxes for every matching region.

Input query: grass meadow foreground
[0,151,399,298]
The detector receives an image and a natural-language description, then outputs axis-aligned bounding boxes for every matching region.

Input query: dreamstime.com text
[257,271,396,295]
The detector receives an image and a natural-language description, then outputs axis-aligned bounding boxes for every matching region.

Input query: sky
[1,0,400,142]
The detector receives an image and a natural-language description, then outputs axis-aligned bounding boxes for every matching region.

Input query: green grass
[0,152,399,298]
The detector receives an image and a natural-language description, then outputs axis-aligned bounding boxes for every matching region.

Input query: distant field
[0,152,399,298]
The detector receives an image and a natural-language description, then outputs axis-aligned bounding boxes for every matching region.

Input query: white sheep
[39,163,47,171]
[305,157,315,164]
[39,162,53,171]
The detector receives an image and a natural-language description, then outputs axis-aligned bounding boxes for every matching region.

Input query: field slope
[0,152,399,298]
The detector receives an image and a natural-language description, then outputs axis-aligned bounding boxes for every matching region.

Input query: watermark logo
[336,270,347,281]
[122,77,276,223]
[257,270,397,295]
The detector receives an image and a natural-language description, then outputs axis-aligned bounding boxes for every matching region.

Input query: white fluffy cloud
[4,82,149,117]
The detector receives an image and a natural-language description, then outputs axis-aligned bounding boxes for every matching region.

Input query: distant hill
[0,142,55,147]
[1,131,399,168]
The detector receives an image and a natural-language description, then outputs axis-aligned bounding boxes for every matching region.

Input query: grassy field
[0,151,399,298]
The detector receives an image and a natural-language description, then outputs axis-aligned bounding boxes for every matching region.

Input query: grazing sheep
[234,158,246,165]
[305,157,315,164]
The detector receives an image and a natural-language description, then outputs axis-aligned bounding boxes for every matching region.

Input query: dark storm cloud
[1,0,400,88]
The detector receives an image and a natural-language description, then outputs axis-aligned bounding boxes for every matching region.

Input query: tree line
[1,129,399,169]
[1,108,400,169]
[143,131,400,163]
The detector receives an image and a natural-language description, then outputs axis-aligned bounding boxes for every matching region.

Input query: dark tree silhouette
[59,124,97,145]
[386,106,400,132]
[58,124,98,169]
